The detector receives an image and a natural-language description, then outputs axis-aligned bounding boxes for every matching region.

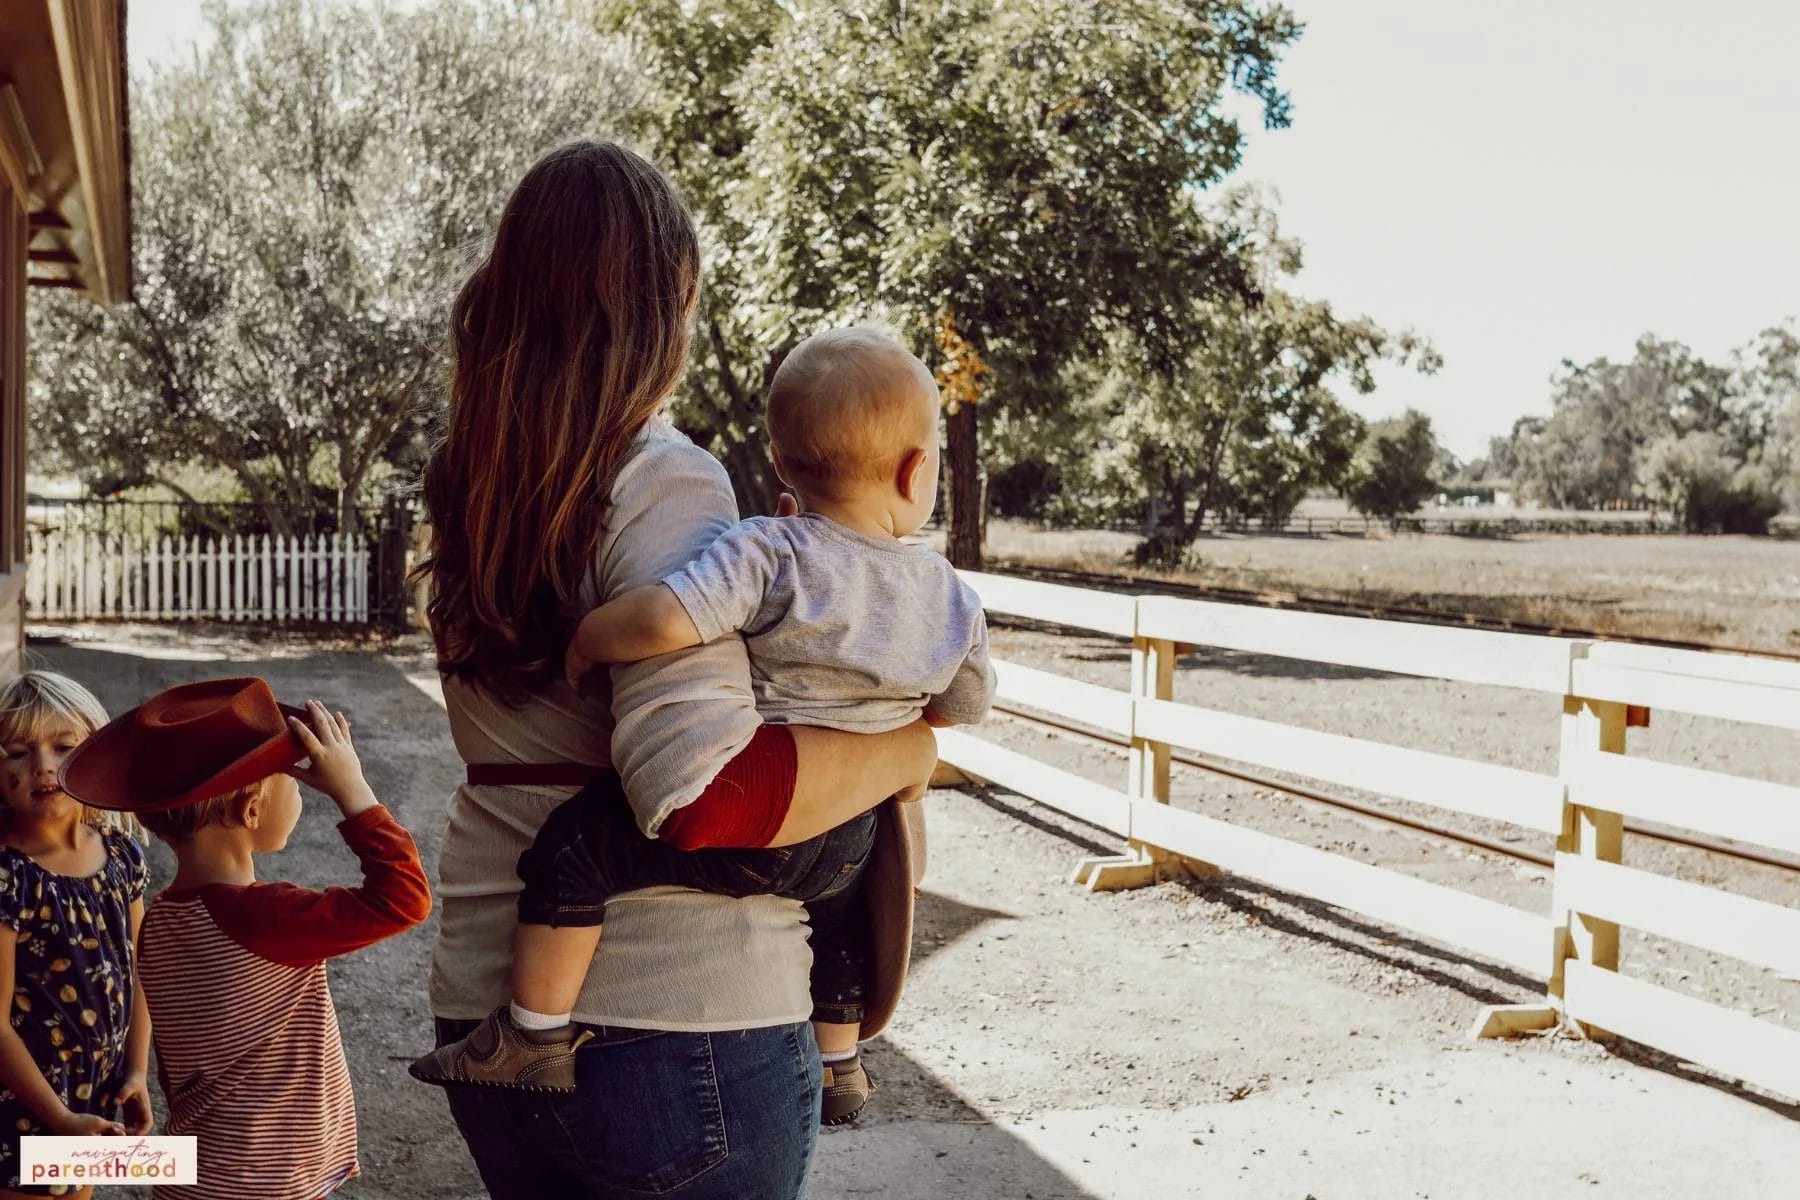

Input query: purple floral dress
[0,829,145,1194]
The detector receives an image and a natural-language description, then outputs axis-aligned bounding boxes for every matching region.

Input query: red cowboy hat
[59,677,310,814]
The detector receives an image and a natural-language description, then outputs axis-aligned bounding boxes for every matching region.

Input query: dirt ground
[24,624,1800,1200]
[973,521,1800,654]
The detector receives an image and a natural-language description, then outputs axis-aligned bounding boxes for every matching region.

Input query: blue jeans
[434,1018,821,1199]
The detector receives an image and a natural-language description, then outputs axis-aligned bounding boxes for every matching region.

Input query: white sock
[820,1046,858,1064]
[509,1001,571,1031]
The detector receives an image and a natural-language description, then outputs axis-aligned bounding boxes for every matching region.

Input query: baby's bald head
[767,327,940,502]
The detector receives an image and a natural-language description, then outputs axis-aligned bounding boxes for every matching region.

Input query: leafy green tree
[1344,409,1440,521]
[1503,336,1735,510]
[1731,323,1800,511]
[605,0,1303,568]
[1637,431,1783,533]
[28,0,622,531]
[1049,193,1433,561]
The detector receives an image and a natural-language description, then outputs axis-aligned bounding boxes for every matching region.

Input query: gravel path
[27,625,1799,1200]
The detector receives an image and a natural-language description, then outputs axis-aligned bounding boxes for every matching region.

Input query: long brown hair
[420,141,700,701]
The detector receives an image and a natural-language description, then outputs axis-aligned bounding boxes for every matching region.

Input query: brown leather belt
[465,763,607,788]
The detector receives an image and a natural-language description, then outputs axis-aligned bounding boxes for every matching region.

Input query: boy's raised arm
[207,805,432,967]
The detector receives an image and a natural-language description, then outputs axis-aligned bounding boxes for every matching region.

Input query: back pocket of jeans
[554,1031,727,1195]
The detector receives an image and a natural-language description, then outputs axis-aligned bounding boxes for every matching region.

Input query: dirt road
[30,627,1798,1199]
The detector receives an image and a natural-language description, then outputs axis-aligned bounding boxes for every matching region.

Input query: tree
[1490,324,1798,525]
[1637,432,1782,533]
[1344,409,1440,521]
[605,0,1303,568]
[28,0,624,531]
[1502,336,1734,510]
[1064,193,1434,562]
[1731,323,1800,511]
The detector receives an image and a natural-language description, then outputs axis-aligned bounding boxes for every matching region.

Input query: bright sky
[130,1,1800,460]
[1230,0,1800,457]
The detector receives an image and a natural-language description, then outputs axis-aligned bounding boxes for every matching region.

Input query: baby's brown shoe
[820,1053,875,1126]
[409,1006,593,1092]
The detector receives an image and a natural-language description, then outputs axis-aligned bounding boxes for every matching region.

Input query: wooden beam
[27,210,70,230]
[27,276,85,290]
[46,0,131,303]
[1132,797,1553,977]
[935,728,1133,837]
[1556,853,1800,979]
[27,248,79,265]
[1137,594,1578,695]
[994,659,1134,737]
[1571,660,1800,732]
[1567,749,1800,857]
[1563,961,1800,1103]
[1134,696,1567,834]
[960,570,1138,638]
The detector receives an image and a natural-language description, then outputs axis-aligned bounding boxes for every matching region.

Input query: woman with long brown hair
[419,140,936,1198]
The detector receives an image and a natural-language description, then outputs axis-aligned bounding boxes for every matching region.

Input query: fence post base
[929,760,975,789]
[1071,841,1211,892]
[1468,1003,1560,1042]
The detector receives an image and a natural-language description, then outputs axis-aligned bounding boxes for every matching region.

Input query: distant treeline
[1472,328,1800,534]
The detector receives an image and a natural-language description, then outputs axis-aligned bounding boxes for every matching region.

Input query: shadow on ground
[30,631,1100,1199]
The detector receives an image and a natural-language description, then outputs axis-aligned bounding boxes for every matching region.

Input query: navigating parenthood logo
[20,1136,198,1186]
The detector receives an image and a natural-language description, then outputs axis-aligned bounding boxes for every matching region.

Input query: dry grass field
[972,521,1800,655]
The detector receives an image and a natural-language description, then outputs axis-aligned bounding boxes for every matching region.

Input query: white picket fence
[27,529,372,624]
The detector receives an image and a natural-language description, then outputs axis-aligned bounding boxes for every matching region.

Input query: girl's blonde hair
[0,671,137,835]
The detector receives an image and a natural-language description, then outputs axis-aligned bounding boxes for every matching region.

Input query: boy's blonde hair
[767,327,939,500]
[0,670,137,835]
[138,781,262,844]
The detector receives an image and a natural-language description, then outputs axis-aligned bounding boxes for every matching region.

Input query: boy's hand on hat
[286,700,378,818]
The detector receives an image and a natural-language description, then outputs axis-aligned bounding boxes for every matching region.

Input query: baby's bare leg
[814,1020,859,1056]
[513,924,604,1020]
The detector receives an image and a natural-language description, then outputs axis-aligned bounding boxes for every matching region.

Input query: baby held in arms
[413,326,994,1126]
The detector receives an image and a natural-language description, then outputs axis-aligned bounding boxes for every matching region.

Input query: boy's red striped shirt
[137,806,431,1200]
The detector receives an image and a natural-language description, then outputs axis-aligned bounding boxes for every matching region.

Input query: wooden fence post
[1472,642,1626,1040]
[1548,685,1628,1038]
[1072,625,1198,892]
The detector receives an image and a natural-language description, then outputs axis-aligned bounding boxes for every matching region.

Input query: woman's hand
[51,1107,125,1136]
[770,718,938,846]
[116,1074,154,1135]
[286,701,378,818]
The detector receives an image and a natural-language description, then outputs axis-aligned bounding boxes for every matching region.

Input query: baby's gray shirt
[662,513,995,733]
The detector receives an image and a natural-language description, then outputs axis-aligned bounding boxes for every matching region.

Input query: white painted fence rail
[941,571,1800,1105]
[27,529,371,624]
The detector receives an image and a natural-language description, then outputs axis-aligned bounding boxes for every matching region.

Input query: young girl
[0,672,152,1199]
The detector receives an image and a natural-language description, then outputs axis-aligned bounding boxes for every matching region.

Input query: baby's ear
[898,448,930,503]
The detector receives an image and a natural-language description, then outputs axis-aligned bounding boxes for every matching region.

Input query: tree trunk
[1188,414,1235,540]
[944,402,984,570]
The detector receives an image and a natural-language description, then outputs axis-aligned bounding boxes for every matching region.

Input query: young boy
[412,326,995,1124]
[58,677,432,1200]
